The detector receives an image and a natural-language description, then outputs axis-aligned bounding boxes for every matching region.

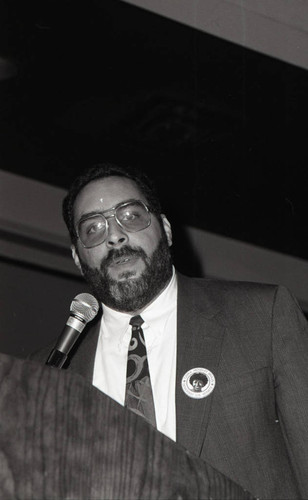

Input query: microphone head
[70,293,99,323]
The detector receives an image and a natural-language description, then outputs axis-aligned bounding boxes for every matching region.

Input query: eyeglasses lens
[78,201,150,248]
[78,216,107,248]
[116,201,150,231]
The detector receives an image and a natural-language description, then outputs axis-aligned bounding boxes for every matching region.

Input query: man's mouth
[111,255,139,266]
[102,247,146,272]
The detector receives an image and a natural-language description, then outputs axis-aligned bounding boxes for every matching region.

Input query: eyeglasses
[76,199,151,248]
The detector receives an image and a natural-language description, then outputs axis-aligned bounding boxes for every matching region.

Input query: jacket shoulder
[177,273,279,299]
[176,273,290,324]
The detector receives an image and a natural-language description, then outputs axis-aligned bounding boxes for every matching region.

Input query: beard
[78,236,173,312]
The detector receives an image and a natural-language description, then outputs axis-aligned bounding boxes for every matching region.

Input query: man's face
[72,176,173,312]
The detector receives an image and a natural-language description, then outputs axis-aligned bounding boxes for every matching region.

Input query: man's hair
[63,162,163,244]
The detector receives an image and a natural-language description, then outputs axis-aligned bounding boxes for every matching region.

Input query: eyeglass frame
[75,198,152,248]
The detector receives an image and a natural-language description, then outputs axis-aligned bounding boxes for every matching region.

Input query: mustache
[100,246,147,269]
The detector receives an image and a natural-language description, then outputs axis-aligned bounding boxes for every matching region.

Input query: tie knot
[129,315,144,328]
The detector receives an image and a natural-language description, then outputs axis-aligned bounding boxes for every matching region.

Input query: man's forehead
[73,176,145,219]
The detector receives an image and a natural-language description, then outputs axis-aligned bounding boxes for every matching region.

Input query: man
[33,162,308,499]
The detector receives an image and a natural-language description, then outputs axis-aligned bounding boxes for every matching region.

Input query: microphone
[46,293,99,369]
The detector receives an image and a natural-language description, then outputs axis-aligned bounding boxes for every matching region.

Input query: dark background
[1,0,308,259]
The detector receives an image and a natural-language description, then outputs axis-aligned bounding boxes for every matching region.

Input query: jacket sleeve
[272,285,308,498]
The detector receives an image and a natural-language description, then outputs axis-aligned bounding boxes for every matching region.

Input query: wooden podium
[0,353,254,499]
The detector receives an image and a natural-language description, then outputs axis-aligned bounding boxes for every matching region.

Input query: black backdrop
[0,0,308,260]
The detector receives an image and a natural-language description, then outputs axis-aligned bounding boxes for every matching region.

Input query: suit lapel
[176,274,225,456]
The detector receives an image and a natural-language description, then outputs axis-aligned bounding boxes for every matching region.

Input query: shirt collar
[141,266,177,330]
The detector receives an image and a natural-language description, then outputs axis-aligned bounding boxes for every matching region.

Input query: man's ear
[71,245,83,275]
[161,214,172,247]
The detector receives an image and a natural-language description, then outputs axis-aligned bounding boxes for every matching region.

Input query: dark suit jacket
[33,273,308,499]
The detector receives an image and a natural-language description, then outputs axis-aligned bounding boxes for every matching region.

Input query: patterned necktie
[125,315,156,428]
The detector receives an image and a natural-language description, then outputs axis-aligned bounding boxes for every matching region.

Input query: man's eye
[122,211,139,221]
[86,221,105,234]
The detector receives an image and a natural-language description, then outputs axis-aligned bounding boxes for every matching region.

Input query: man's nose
[106,218,128,247]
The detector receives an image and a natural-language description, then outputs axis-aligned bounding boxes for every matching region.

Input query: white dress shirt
[93,267,177,440]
